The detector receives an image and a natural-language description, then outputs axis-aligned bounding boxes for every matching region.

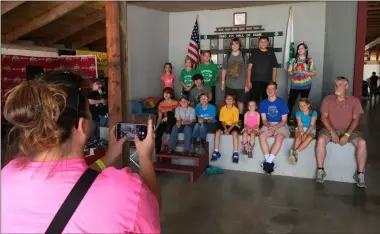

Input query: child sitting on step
[289,98,317,163]
[211,94,240,163]
[167,95,196,155]
[241,100,260,157]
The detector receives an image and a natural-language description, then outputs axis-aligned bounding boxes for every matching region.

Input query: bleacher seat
[99,128,357,183]
[171,133,357,183]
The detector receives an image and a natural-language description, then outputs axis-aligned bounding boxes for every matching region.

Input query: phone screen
[116,123,148,141]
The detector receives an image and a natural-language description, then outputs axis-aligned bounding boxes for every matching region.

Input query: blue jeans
[169,124,194,151]
[192,123,216,140]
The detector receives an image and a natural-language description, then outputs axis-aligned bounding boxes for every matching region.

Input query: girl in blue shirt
[290,98,317,163]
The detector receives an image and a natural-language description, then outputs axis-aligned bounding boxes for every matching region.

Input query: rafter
[1,1,24,15]
[43,9,105,45]
[71,30,105,49]
[2,1,86,43]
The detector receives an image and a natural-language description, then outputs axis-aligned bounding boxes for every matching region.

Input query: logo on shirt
[267,106,278,117]
[228,62,243,80]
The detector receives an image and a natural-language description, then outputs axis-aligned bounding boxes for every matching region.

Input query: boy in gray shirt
[190,74,212,106]
[167,95,196,155]
[221,37,248,122]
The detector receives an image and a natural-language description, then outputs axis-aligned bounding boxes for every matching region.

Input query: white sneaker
[316,169,326,183]
[353,173,366,188]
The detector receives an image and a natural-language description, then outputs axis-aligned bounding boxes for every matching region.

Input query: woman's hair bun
[3,79,67,155]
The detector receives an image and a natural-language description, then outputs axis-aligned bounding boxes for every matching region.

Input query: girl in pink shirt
[160,63,175,88]
[242,100,260,157]
[1,72,160,234]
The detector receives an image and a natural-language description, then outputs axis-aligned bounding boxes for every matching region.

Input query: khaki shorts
[260,124,290,138]
[318,128,361,142]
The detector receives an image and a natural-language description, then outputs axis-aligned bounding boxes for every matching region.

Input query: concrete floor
[157,98,380,234]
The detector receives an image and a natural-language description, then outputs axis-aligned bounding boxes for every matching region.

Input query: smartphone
[115,123,148,141]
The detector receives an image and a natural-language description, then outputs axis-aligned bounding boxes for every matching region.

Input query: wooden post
[106,2,124,168]
[119,1,130,166]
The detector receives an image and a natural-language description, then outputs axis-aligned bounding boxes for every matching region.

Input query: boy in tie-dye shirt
[287,42,316,119]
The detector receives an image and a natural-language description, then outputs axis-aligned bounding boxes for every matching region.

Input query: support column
[353,1,368,100]
[106,2,128,168]
[119,1,131,166]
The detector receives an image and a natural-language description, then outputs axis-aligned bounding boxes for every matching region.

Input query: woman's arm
[135,120,160,206]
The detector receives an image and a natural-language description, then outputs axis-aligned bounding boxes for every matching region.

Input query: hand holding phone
[116,123,148,141]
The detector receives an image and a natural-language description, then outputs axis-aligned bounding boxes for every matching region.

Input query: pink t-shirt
[1,158,160,234]
[160,74,175,88]
[245,111,259,129]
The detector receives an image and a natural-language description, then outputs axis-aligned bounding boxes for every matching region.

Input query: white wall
[127,5,169,100]
[169,2,326,106]
[1,47,58,57]
[363,64,380,80]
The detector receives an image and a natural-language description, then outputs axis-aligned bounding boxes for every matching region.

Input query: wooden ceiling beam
[1,1,24,15]
[368,15,380,19]
[71,30,105,49]
[43,9,105,45]
[2,1,86,43]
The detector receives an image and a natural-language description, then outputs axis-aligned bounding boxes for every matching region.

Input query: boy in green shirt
[196,50,220,105]
[180,56,196,95]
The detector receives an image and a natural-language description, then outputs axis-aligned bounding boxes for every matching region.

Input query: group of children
[157,51,317,169]
[160,51,219,105]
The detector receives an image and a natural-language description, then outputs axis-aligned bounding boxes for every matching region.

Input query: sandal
[241,141,248,154]
[248,143,255,158]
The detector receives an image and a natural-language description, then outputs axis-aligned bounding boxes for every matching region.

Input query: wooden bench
[155,140,209,183]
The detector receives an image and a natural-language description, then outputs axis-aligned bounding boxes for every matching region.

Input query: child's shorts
[296,127,316,138]
[217,123,240,133]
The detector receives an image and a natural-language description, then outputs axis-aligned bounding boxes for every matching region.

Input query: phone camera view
[116,123,147,141]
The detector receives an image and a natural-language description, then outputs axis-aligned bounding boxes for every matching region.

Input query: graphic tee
[180,69,196,87]
[222,52,247,89]
[259,97,289,122]
[160,74,175,88]
[195,103,217,123]
[289,58,316,90]
[196,63,219,87]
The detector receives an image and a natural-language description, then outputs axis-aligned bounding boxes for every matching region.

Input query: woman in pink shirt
[1,72,160,233]
[160,62,175,88]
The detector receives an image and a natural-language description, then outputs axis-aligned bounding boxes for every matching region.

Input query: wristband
[344,132,350,137]
[95,159,106,171]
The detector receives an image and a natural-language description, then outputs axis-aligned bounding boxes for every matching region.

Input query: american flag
[187,18,201,68]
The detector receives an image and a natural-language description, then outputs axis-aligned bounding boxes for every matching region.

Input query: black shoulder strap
[45,168,100,234]
[226,52,231,62]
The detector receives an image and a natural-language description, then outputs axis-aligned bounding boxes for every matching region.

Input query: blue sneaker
[261,161,276,174]
[232,152,239,164]
[211,150,221,161]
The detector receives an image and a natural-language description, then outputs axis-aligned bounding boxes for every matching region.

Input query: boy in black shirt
[246,36,278,103]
